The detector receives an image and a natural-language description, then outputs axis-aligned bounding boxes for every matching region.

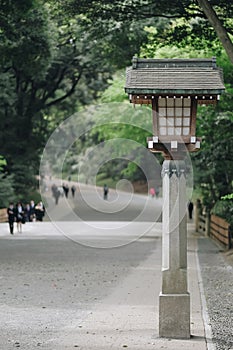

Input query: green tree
[0,173,15,208]
[0,1,55,198]
[197,0,233,63]
[191,53,233,211]
[0,0,113,198]
[64,0,233,63]
[193,108,233,209]
[0,156,15,208]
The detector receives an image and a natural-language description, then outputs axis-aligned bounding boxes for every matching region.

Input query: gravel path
[0,234,155,349]
[198,238,233,350]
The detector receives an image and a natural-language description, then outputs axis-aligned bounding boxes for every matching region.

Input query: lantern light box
[125,57,225,159]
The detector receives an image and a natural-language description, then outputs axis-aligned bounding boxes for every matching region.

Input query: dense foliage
[64,0,233,63]
[0,0,114,202]
[0,0,232,219]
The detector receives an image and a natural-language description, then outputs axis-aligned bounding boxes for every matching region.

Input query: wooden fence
[210,214,231,250]
[0,208,7,223]
[197,213,207,235]
[195,205,232,249]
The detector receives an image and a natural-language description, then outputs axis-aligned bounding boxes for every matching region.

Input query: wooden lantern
[125,57,225,159]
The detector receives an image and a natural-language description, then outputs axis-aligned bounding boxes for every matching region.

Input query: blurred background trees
[0,0,232,221]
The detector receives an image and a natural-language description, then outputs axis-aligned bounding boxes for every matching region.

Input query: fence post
[228,226,232,250]
[205,211,210,237]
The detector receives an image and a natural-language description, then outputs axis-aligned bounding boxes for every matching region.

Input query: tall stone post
[159,160,190,339]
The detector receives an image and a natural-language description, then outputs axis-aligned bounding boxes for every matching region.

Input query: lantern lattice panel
[157,97,191,137]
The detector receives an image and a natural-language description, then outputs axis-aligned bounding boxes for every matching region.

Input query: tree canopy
[64,0,233,63]
[0,0,232,217]
[0,0,113,199]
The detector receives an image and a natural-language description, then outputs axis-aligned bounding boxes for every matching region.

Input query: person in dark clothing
[51,184,57,197]
[15,202,24,233]
[71,185,76,198]
[188,200,194,220]
[24,203,31,222]
[52,184,60,205]
[35,201,45,221]
[7,203,15,235]
[103,184,109,200]
[63,184,69,198]
[29,200,36,221]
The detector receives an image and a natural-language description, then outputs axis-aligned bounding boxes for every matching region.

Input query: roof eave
[124,88,225,95]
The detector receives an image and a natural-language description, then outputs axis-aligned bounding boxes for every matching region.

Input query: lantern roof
[125,57,225,96]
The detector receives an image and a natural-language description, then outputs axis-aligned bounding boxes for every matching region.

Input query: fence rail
[198,214,206,235]
[210,214,231,250]
[195,205,232,249]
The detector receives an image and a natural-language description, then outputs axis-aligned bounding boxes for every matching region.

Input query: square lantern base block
[159,293,190,339]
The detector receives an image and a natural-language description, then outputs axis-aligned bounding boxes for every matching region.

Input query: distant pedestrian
[55,190,60,204]
[55,189,61,204]
[149,187,156,198]
[103,184,108,200]
[24,203,31,222]
[71,185,76,198]
[188,200,194,219]
[51,183,57,196]
[52,184,60,204]
[15,202,25,233]
[29,200,36,221]
[7,203,15,235]
[35,201,45,221]
[63,183,69,198]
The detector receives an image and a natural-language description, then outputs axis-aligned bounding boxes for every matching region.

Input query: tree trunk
[197,0,233,64]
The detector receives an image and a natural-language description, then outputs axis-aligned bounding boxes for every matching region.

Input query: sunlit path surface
[42,181,162,222]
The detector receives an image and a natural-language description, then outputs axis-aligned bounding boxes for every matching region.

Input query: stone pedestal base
[159,293,190,339]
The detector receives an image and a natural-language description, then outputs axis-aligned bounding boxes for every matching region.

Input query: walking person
[52,185,61,205]
[103,184,109,200]
[63,184,69,198]
[71,185,76,198]
[51,184,57,197]
[15,202,25,233]
[35,201,45,221]
[52,184,60,205]
[29,200,36,221]
[7,203,15,235]
[188,200,194,220]
[149,187,156,198]
[24,203,31,222]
